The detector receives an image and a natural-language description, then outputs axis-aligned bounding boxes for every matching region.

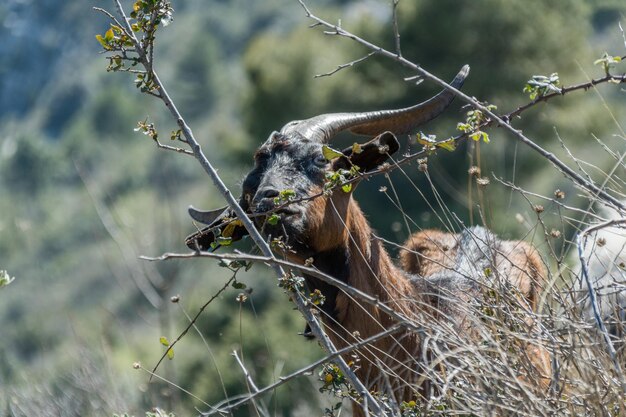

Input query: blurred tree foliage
[2,135,63,194]
[172,35,220,120]
[1,0,625,415]
[242,0,625,238]
[396,0,591,101]
[244,0,595,136]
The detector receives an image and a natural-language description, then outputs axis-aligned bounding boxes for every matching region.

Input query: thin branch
[74,160,163,308]
[232,350,260,393]
[178,303,232,413]
[507,72,626,120]
[391,0,402,57]
[201,325,402,416]
[136,364,215,410]
[151,138,194,155]
[297,0,626,213]
[141,250,424,333]
[93,7,130,37]
[492,176,606,222]
[149,276,234,380]
[314,52,376,78]
[231,350,268,417]
[104,1,380,412]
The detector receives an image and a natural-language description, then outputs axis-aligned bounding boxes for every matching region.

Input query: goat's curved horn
[281,65,469,142]
[188,205,228,225]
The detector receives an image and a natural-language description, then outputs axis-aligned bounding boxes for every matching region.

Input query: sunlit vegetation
[2,0,626,415]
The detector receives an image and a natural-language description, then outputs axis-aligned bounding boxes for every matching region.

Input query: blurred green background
[1,0,625,416]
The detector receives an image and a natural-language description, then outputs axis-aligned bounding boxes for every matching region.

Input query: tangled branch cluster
[97,1,626,416]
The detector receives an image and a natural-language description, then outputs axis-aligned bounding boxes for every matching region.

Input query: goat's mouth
[275,207,301,217]
[253,206,305,235]
[251,203,302,219]
[262,207,302,223]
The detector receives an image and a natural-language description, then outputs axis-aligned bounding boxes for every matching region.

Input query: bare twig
[136,364,215,410]
[141,251,424,333]
[177,303,232,412]
[151,139,194,155]
[508,71,626,120]
[149,276,234,382]
[104,1,382,412]
[391,0,402,57]
[93,7,130,37]
[492,176,606,222]
[232,350,268,417]
[201,325,402,416]
[74,160,163,308]
[297,0,626,213]
[315,52,376,78]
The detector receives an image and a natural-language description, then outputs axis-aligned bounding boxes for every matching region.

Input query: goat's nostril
[257,187,280,200]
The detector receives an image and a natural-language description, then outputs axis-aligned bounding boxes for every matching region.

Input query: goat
[579,207,626,341]
[186,65,551,412]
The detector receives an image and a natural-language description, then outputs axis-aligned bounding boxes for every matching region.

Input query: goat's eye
[313,155,329,167]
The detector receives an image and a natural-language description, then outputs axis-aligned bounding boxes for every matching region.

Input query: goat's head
[186,66,469,256]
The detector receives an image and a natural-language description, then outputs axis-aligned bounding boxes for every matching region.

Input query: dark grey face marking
[240,133,330,251]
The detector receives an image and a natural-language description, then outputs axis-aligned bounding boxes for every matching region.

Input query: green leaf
[222,219,243,238]
[341,183,352,193]
[470,131,489,143]
[95,34,109,48]
[322,145,344,160]
[415,132,436,146]
[457,123,472,133]
[166,348,174,360]
[104,28,115,41]
[267,213,280,225]
[159,336,169,346]
[0,270,15,288]
[279,189,296,200]
[218,259,232,268]
[436,139,456,152]
[232,281,247,289]
[216,236,233,246]
[351,142,362,154]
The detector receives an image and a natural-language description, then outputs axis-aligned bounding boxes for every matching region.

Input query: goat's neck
[345,198,417,306]
[308,196,420,336]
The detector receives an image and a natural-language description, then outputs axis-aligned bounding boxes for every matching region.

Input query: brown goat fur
[399,229,552,385]
[184,67,553,412]
[287,188,552,408]
[187,140,552,411]
[400,229,547,311]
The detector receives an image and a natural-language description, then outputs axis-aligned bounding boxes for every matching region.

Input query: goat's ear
[185,206,249,251]
[336,131,400,172]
